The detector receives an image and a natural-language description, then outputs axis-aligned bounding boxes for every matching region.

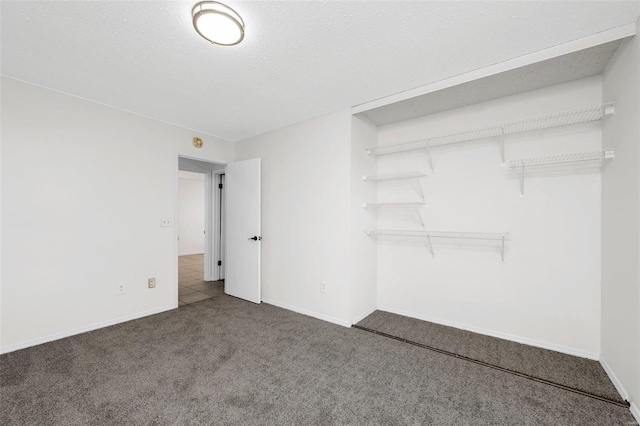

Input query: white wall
[350,115,378,323]
[601,22,640,409]
[0,77,234,352]
[178,172,205,256]
[234,110,353,326]
[375,77,603,358]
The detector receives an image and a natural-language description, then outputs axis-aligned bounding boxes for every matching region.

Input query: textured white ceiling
[1,1,639,141]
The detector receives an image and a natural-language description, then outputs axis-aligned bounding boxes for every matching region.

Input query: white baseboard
[262,298,351,328]
[0,305,176,355]
[599,356,629,401]
[377,305,599,360]
[351,305,377,325]
[630,403,639,424]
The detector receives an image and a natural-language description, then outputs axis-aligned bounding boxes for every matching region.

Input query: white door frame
[174,153,226,308]
[204,170,214,281]
[214,170,226,280]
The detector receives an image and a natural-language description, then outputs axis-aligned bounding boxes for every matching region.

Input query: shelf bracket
[415,207,425,228]
[519,163,525,197]
[425,141,433,171]
[426,234,434,257]
[499,127,506,166]
[603,148,615,159]
[416,178,425,201]
[603,102,616,116]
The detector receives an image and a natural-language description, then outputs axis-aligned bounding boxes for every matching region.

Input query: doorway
[174,155,262,308]
[177,157,226,306]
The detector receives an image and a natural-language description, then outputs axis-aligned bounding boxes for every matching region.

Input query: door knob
[248,236,262,241]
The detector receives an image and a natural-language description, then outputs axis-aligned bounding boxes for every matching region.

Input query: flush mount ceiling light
[192,1,245,46]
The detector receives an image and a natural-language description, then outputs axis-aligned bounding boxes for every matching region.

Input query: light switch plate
[161,218,172,227]
[117,282,126,295]
[148,278,156,288]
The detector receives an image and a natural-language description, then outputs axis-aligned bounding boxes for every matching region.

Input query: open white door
[225,158,261,303]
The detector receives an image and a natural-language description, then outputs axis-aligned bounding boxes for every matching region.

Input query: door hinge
[218,183,223,189]
[217,260,222,266]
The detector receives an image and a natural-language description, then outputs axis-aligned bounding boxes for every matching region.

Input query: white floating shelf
[508,148,614,196]
[363,172,426,181]
[366,229,510,261]
[366,103,615,162]
[362,201,425,208]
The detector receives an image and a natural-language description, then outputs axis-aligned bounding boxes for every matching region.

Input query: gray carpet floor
[1,295,636,425]
[356,310,623,404]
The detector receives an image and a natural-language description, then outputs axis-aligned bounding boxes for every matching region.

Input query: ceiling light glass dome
[192,2,244,46]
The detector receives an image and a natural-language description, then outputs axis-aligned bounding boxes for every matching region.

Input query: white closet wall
[601,19,640,407]
[350,115,378,323]
[373,77,604,358]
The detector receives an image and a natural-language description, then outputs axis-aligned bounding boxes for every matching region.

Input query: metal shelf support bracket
[426,235,434,257]
[425,142,433,171]
[499,127,506,166]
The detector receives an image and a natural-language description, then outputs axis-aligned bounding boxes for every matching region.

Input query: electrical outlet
[161,218,172,227]
[320,281,327,293]
[117,282,127,295]
[148,278,156,288]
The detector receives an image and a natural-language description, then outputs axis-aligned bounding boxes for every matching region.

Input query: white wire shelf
[508,149,615,196]
[362,172,426,181]
[366,229,508,240]
[367,126,501,156]
[366,103,615,163]
[365,229,510,261]
[363,172,426,200]
[362,201,425,208]
[507,149,615,169]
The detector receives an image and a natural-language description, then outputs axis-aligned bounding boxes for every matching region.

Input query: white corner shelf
[362,201,425,208]
[363,172,426,199]
[365,229,510,261]
[362,172,426,181]
[508,148,615,196]
[362,202,426,227]
[365,103,615,167]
